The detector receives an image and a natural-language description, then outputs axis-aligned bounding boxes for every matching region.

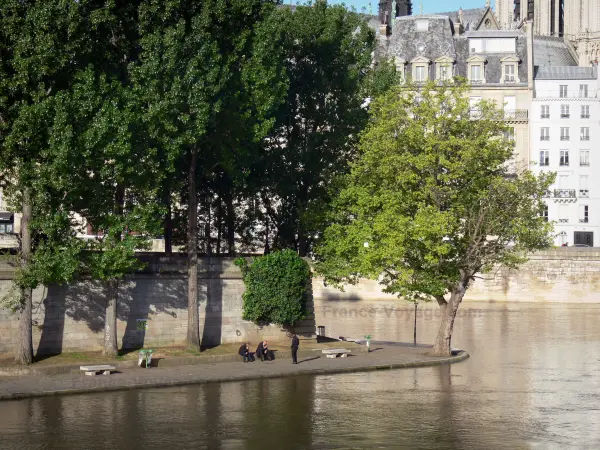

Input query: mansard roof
[533,36,578,67]
[436,7,486,32]
[534,66,597,80]
[378,14,529,85]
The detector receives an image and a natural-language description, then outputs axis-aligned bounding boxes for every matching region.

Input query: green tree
[316,81,554,356]
[0,0,107,364]
[40,1,158,357]
[236,249,311,327]
[257,1,375,256]
[132,0,286,349]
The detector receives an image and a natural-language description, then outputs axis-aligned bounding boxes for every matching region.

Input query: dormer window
[394,56,406,84]
[500,56,520,84]
[416,20,429,32]
[467,56,486,84]
[410,56,430,83]
[435,56,454,82]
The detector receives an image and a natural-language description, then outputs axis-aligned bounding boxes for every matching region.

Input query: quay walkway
[0,344,468,401]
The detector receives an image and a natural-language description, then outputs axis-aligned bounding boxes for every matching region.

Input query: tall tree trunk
[15,187,33,365]
[163,187,172,255]
[264,214,270,255]
[432,282,466,356]
[103,185,125,357]
[187,148,200,349]
[205,198,212,256]
[216,198,222,255]
[103,278,119,357]
[297,224,306,257]
[225,193,235,256]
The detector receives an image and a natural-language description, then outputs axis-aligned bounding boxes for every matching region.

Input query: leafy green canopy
[236,249,312,327]
[255,1,376,255]
[316,81,554,302]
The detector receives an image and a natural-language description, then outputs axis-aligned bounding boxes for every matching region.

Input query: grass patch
[0,340,365,367]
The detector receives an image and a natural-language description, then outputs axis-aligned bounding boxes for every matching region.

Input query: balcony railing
[541,114,550,119]
[580,218,589,223]
[581,136,590,141]
[559,218,569,223]
[580,162,590,167]
[504,109,528,120]
[560,136,570,141]
[581,115,590,119]
[540,136,550,141]
[580,190,590,198]
[553,189,577,199]
[561,114,570,118]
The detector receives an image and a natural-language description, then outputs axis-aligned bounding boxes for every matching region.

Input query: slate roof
[534,66,597,80]
[379,14,529,85]
[533,36,578,67]
[436,8,487,32]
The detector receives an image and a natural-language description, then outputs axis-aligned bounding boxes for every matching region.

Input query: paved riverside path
[0,346,468,400]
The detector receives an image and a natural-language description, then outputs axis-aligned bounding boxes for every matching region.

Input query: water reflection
[1,302,600,448]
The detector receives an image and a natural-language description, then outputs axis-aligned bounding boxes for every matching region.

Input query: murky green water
[1,302,600,449]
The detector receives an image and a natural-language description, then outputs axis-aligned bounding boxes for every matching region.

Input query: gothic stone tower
[378,1,412,35]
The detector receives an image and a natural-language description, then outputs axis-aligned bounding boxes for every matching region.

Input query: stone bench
[321,349,351,359]
[80,365,116,376]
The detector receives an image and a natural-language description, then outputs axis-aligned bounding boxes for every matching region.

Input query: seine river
[1,302,600,449]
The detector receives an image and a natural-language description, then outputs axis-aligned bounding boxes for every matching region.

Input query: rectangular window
[561,105,570,118]
[5,223,12,233]
[540,150,550,166]
[560,85,568,98]
[580,205,589,223]
[580,175,589,198]
[505,64,516,82]
[415,66,426,82]
[581,105,590,119]
[470,65,482,82]
[541,105,550,119]
[580,84,588,98]
[560,150,569,166]
[440,65,450,81]
[540,127,550,141]
[542,204,549,222]
[558,205,568,223]
[0,224,4,233]
[416,20,429,32]
[558,174,569,189]
[580,150,590,166]
[581,127,590,141]
[469,96,482,117]
[560,127,570,141]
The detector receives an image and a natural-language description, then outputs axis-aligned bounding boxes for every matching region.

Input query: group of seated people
[238,340,273,362]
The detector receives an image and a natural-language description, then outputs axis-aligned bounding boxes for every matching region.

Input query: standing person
[291,333,299,364]
[262,340,272,361]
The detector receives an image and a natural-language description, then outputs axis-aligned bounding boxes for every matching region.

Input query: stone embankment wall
[0,256,315,355]
[312,248,600,303]
[1,248,598,355]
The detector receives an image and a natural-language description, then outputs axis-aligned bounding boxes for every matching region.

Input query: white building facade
[531,65,600,246]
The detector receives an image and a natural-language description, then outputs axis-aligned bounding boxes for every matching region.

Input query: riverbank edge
[0,351,469,401]
[0,346,367,377]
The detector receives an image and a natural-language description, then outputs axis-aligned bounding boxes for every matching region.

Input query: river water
[1,301,600,449]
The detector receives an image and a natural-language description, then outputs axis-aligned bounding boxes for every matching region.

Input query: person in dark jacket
[291,334,299,364]
[256,340,271,361]
[238,343,253,362]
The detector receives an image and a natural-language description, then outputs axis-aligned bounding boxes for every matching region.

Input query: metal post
[413,303,417,346]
